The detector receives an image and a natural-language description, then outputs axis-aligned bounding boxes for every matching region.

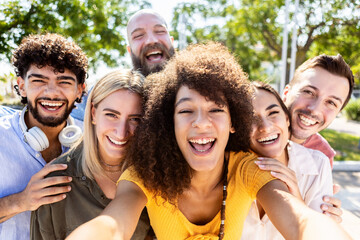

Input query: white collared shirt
[241,141,333,240]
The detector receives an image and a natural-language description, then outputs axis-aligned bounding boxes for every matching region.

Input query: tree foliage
[171,0,360,85]
[0,0,150,68]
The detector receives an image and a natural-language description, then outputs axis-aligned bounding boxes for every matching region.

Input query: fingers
[255,158,295,180]
[255,157,302,199]
[34,163,68,179]
[333,184,341,195]
[323,195,342,208]
[321,203,343,223]
[22,163,72,211]
[37,175,72,189]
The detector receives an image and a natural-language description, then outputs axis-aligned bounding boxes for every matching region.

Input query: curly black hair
[11,33,88,104]
[126,42,254,203]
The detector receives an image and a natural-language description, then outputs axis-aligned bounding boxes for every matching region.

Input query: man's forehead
[26,64,77,79]
[292,68,325,88]
[127,13,167,34]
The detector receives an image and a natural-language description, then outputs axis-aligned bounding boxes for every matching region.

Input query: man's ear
[76,83,86,100]
[127,45,131,54]
[170,36,174,44]
[17,76,26,98]
[230,126,235,134]
[282,84,291,102]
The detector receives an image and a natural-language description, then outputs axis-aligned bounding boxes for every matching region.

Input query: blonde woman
[30,69,150,239]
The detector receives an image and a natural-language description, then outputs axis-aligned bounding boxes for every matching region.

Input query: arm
[66,180,147,240]
[256,155,343,222]
[257,180,351,240]
[0,163,71,223]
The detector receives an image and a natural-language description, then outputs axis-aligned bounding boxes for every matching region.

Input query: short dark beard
[131,43,175,76]
[27,98,75,127]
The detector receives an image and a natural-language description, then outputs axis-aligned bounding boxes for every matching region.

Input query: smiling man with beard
[70,9,175,121]
[126,9,175,77]
[0,33,88,240]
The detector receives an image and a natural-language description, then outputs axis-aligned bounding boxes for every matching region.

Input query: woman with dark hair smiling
[241,81,333,240]
[67,43,350,240]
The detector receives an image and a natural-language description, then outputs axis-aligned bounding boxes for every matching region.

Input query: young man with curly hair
[0,33,88,239]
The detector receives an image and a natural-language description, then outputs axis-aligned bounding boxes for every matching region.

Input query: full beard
[131,43,175,77]
[28,98,75,127]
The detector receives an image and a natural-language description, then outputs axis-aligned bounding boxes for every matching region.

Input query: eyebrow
[103,108,142,117]
[175,97,191,108]
[28,73,76,82]
[130,24,167,36]
[265,104,280,111]
[304,85,343,104]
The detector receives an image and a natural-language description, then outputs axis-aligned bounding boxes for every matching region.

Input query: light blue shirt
[0,106,18,117]
[0,111,74,239]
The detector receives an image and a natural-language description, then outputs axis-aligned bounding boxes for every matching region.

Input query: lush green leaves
[171,0,360,85]
[0,0,150,68]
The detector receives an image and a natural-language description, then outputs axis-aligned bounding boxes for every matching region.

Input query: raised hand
[255,157,302,200]
[18,163,72,211]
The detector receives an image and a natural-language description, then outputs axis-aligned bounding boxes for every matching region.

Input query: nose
[44,81,60,96]
[145,31,159,45]
[306,99,322,114]
[116,119,130,139]
[256,117,272,133]
[192,111,212,129]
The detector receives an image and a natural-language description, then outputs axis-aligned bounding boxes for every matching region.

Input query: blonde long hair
[81,69,144,179]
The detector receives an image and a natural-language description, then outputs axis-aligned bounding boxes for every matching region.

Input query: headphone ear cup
[25,126,49,152]
[58,125,82,147]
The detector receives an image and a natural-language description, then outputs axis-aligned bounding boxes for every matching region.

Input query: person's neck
[25,111,66,142]
[189,153,227,196]
[278,146,290,166]
[290,135,307,145]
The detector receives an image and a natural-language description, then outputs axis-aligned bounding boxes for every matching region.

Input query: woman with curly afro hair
[68,42,351,240]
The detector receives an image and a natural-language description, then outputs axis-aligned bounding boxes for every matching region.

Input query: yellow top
[119,151,275,240]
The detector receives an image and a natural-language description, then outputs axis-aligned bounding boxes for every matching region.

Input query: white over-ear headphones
[19,106,82,152]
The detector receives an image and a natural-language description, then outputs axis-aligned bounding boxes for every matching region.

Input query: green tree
[0,72,17,100]
[171,0,360,84]
[0,0,150,68]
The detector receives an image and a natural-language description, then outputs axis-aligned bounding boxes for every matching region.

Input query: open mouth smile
[39,101,64,111]
[299,114,318,127]
[145,50,163,62]
[107,136,127,146]
[189,138,216,153]
[257,134,279,145]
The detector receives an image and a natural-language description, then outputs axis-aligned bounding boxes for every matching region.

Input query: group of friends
[0,8,355,240]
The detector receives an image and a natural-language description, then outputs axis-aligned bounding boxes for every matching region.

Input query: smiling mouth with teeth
[108,136,127,146]
[299,114,317,126]
[189,138,216,152]
[146,51,163,61]
[257,134,279,145]
[40,101,64,111]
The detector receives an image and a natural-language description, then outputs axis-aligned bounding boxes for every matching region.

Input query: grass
[320,129,360,161]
